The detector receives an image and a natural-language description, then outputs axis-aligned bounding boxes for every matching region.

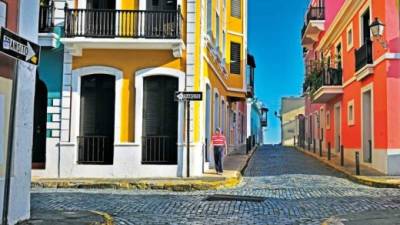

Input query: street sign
[0,27,40,66]
[175,91,203,101]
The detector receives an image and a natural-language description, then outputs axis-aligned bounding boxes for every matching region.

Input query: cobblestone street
[31,146,400,225]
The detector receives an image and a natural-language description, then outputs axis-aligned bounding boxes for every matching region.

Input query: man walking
[211,128,228,174]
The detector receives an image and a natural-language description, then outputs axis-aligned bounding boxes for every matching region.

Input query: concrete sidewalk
[295,146,400,188]
[32,147,257,191]
[17,210,113,225]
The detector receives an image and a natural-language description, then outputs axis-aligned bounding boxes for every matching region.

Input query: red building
[301,0,400,175]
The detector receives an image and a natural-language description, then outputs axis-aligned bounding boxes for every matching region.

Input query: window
[360,8,370,45]
[222,31,226,57]
[207,0,212,36]
[326,111,331,129]
[336,42,342,69]
[347,100,355,126]
[216,13,220,48]
[231,0,241,18]
[0,1,6,27]
[347,24,353,51]
[230,42,241,74]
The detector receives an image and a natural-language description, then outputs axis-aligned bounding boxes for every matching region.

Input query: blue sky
[248,0,309,144]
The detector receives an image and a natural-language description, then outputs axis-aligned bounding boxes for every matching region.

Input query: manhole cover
[204,194,266,202]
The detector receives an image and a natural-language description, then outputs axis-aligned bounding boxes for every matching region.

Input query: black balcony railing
[77,136,114,164]
[306,6,325,23]
[64,7,183,39]
[142,136,177,164]
[39,1,55,33]
[312,68,343,92]
[355,40,373,71]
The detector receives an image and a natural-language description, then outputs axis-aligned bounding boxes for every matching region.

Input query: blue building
[32,0,66,177]
[246,54,267,146]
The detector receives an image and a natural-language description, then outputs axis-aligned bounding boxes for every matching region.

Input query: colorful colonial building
[301,0,400,175]
[32,0,249,179]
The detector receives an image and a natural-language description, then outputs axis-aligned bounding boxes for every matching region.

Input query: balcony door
[79,75,115,165]
[145,0,178,38]
[86,0,116,37]
[142,76,178,164]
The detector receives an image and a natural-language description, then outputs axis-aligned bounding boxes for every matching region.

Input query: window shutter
[231,0,241,18]
[230,42,241,74]
[207,0,212,35]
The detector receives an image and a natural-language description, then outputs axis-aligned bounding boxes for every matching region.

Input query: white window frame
[347,99,355,126]
[346,23,354,51]
[358,4,372,47]
[326,111,331,130]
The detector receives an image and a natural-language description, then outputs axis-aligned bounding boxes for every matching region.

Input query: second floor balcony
[61,6,185,57]
[355,40,374,80]
[301,6,325,50]
[305,67,343,103]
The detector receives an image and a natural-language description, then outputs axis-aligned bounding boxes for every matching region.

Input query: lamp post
[370,17,387,49]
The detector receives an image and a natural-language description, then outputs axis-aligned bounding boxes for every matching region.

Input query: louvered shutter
[231,0,241,18]
[230,42,241,74]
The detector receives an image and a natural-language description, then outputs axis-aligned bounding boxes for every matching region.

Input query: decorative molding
[71,66,123,144]
[355,64,374,81]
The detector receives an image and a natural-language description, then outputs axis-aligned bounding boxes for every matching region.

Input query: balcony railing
[312,68,343,92]
[306,6,325,23]
[64,7,183,39]
[39,1,55,33]
[355,40,373,71]
[77,136,114,164]
[142,136,177,164]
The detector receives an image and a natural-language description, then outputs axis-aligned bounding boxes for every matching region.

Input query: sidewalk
[17,210,113,225]
[322,209,400,225]
[294,146,400,188]
[32,147,257,191]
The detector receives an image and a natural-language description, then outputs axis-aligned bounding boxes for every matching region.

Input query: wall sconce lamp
[370,17,387,49]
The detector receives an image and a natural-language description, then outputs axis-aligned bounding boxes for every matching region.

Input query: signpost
[175,91,203,177]
[0,27,41,65]
[0,27,40,225]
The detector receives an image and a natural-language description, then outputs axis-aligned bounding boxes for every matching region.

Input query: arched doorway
[142,76,178,164]
[78,74,115,165]
[32,76,48,169]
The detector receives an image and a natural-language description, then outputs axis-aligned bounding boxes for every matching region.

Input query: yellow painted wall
[72,49,185,142]
[0,77,12,177]
[282,107,305,125]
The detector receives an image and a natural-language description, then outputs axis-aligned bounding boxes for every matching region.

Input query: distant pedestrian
[211,128,228,175]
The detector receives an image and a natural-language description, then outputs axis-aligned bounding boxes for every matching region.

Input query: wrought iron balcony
[39,1,55,33]
[142,136,177,165]
[77,136,114,165]
[64,7,183,39]
[301,6,325,49]
[311,68,343,103]
[355,40,373,71]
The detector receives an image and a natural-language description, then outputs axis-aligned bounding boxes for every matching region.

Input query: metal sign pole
[186,100,190,178]
[2,61,19,225]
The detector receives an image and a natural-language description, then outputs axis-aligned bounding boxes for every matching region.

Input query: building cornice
[317,0,366,52]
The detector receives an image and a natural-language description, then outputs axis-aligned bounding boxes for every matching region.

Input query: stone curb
[294,146,400,189]
[91,211,114,225]
[31,147,257,191]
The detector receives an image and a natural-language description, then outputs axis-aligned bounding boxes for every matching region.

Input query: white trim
[134,67,186,145]
[204,55,246,93]
[346,22,354,51]
[227,30,244,37]
[334,102,342,151]
[358,3,372,48]
[361,83,374,164]
[347,99,355,126]
[71,66,123,146]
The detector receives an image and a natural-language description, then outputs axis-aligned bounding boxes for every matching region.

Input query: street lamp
[370,17,387,49]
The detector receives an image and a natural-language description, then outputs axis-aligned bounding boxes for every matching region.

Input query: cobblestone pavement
[31,146,400,225]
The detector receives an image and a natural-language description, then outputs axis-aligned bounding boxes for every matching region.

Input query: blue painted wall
[38,47,63,99]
